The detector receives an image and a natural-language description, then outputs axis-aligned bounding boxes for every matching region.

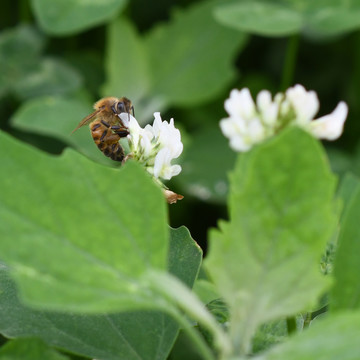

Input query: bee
[72,97,134,162]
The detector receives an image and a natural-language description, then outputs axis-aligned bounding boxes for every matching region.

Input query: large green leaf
[0,338,68,360]
[31,0,128,35]
[213,0,360,37]
[331,176,360,312]
[11,96,115,166]
[255,312,360,360]
[0,227,202,360]
[0,130,168,312]
[205,128,337,355]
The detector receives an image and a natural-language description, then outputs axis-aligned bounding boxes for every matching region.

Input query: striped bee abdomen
[90,121,125,162]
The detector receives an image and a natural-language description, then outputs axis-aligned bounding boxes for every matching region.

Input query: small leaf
[0,130,168,313]
[255,312,360,360]
[0,227,202,360]
[331,176,360,312]
[0,338,68,360]
[205,128,337,354]
[31,0,128,35]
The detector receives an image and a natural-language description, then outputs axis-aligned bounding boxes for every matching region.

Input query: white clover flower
[309,101,348,140]
[120,112,183,181]
[220,85,348,152]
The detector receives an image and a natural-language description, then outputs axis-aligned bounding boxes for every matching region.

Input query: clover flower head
[220,84,348,152]
[119,112,183,181]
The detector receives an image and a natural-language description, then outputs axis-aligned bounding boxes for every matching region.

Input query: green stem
[168,309,216,360]
[19,0,31,23]
[280,35,300,91]
[303,312,312,329]
[147,271,231,359]
[286,316,297,335]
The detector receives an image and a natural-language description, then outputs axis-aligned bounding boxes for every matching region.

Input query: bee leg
[101,120,111,127]
[111,126,129,138]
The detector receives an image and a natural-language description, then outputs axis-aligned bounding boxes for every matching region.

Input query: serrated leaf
[205,128,337,355]
[0,338,68,360]
[31,0,128,35]
[144,0,247,108]
[0,227,202,360]
[11,96,115,165]
[331,177,360,312]
[255,312,360,360]
[0,130,168,313]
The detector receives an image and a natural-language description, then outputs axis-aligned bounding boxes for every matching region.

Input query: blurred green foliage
[1,0,360,358]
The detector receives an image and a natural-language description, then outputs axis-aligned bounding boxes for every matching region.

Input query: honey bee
[72,97,134,162]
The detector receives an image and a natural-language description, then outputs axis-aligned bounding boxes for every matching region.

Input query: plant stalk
[280,34,300,91]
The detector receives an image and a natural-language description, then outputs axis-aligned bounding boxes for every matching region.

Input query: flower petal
[225,88,255,119]
[286,84,319,125]
[309,101,348,140]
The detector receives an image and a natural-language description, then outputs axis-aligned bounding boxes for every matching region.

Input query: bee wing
[71,108,103,133]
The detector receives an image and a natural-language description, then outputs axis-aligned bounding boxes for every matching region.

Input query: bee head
[111,97,133,116]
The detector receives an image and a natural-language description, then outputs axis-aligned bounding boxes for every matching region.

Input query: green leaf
[12,58,82,100]
[213,1,302,37]
[144,0,248,108]
[331,177,360,312]
[0,25,44,98]
[255,312,360,360]
[11,96,115,166]
[205,128,337,355]
[31,0,128,35]
[101,1,247,120]
[337,173,360,220]
[178,125,236,203]
[306,0,360,37]
[0,338,68,360]
[252,319,287,355]
[213,0,360,38]
[0,227,202,360]
[0,130,168,313]
[102,18,150,111]
[168,226,202,287]
[0,25,81,100]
